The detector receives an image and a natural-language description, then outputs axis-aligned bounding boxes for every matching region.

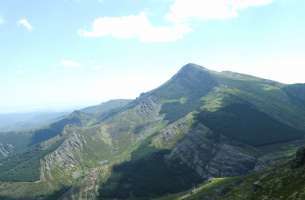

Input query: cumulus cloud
[79,12,191,43]
[79,0,273,43]
[61,59,81,69]
[167,0,273,22]
[17,18,33,32]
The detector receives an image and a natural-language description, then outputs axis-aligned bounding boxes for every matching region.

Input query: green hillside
[167,146,305,200]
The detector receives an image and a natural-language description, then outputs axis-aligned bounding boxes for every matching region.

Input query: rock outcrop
[0,143,14,158]
[40,129,87,181]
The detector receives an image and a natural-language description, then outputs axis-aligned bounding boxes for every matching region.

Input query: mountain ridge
[0,63,305,200]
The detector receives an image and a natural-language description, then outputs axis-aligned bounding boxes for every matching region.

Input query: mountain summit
[177,63,208,73]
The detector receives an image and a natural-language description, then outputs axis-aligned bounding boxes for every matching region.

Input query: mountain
[0,63,305,200]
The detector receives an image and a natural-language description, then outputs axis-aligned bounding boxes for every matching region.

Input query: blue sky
[0,0,304,113]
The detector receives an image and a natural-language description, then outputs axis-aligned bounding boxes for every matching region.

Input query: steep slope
[221,147,305,200]
[156,145,305,200]
[215,146,305,200]
[197,102,304,146]
[1,64,305,200]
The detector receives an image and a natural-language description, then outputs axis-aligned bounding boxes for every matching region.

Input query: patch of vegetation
[201,86,241,112]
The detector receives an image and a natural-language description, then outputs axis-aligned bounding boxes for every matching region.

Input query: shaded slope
[197,102,304,146]
[99,150,203,199]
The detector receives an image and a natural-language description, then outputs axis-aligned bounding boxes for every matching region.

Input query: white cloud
[79,12,191,43]
[17,18,33,32]
[167,0,273,23]
[79,0,273,43]
[61,59,81,69]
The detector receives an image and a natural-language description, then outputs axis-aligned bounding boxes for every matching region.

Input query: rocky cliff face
[167,123,257,179]
[40,129,87,182]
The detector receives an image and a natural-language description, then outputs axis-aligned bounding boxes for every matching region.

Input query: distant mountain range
[0,112,68,132]
[0,63,305,200]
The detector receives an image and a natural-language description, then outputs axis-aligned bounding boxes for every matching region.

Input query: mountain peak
[178,63,208,74]
[147,63,217,102]
[173,63,212,82]
[174,63,213,83]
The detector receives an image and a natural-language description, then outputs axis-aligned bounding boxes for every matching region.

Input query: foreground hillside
[0,64,305,199]
[160,146,305,200]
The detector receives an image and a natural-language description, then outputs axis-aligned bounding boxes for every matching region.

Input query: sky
[0,0,305,113]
